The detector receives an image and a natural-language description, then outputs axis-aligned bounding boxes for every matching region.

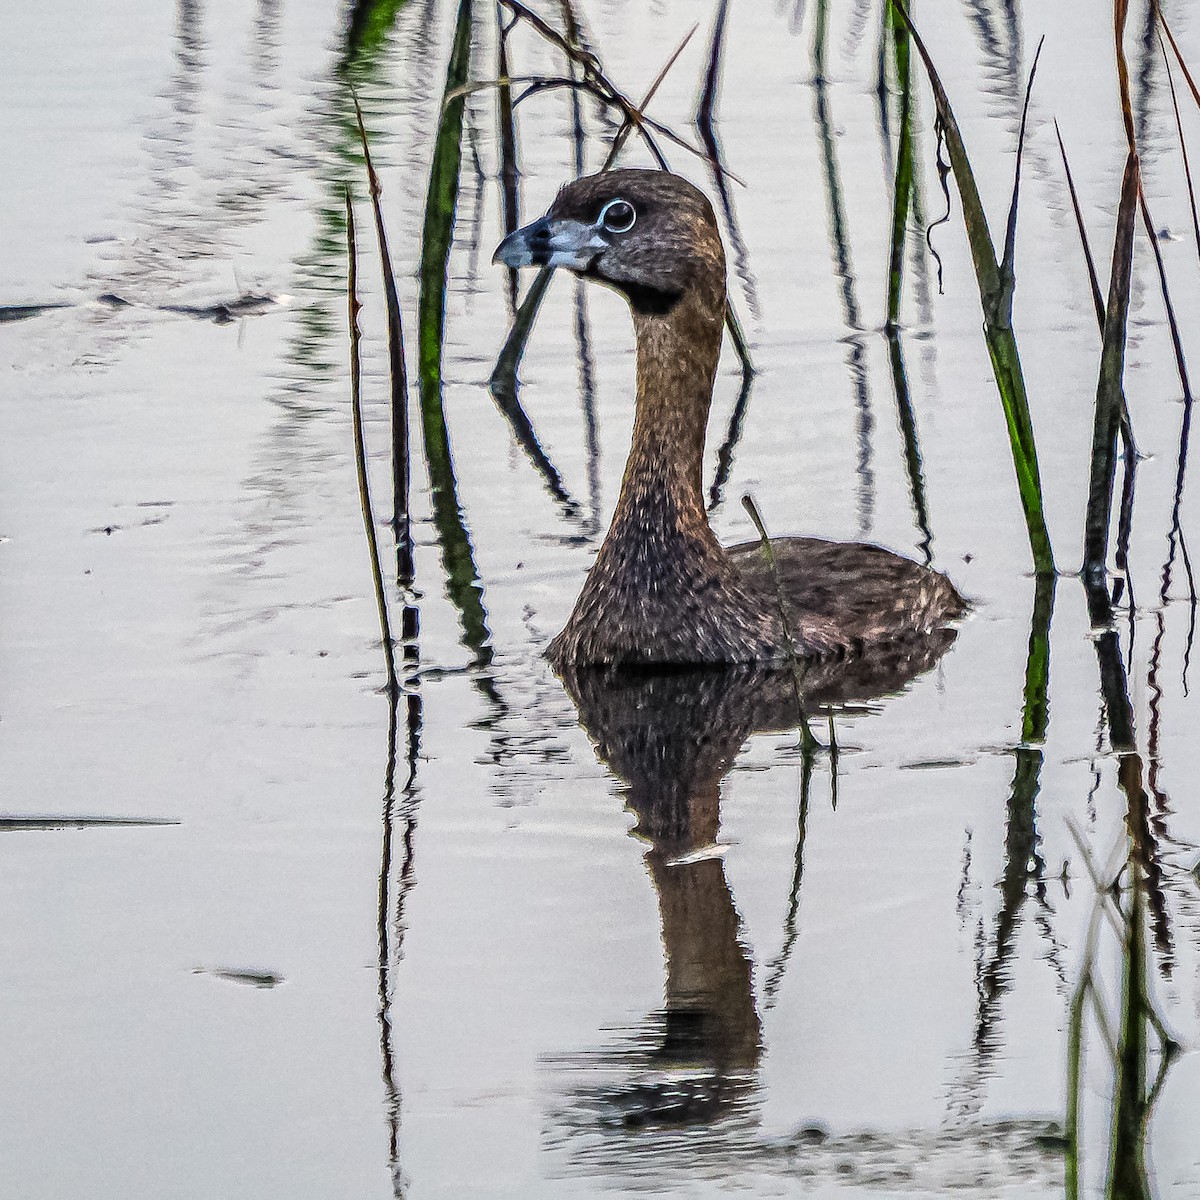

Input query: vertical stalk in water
[885,0,914,328]
[885,330,933,561]
[351,93,415,588]
[346,191,400,698]
[417,0,493,662]
[811,0,829,84]
[741,494,818,754]
[1084,153,1139,584]
[496,3,519,313]
[813,69,874,533]
[969,573,1055,1077]
[898,5,1055,575]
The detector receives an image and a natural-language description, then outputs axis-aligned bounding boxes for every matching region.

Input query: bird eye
[600,198,636,234]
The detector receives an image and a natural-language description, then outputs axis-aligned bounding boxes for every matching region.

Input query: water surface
[2,1,1199,1197]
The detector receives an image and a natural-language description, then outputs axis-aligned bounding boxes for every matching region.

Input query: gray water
[2,1,1199,1196]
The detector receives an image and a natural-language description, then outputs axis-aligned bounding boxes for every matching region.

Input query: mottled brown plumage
[494,169,965,668]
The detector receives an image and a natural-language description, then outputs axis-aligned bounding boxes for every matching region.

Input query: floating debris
[0,303,70,324]
[0,814,179,831]
[193,967,286,989]
[95,290,291,323]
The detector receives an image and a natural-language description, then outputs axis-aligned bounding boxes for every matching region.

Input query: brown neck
[547,264,780,665]
[613,287,725,535]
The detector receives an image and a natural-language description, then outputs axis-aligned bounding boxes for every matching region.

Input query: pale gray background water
[2,1,1199,1196]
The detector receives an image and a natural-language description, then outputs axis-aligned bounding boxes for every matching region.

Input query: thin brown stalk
[346,190,400,698]
[351,92,414,588]
[1083,152,1139,583]
[1054,121,1106,330]
[1115,0,1136,149]
[601,24,697,170]
[1158,8,1200,112]
[741,495,818,753]
[498,0,734,179]
[1161,37,1200,266]
[1055,119,1139,541]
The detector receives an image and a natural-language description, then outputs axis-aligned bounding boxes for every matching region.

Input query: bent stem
[351,92,415,588]
[489,268,583,521]
[346,191,400,698]
[741,494,819,754]
[886,329,933,561]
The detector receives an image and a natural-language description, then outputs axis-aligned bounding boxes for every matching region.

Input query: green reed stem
[417,0,493,663]
[896,3,1055,575]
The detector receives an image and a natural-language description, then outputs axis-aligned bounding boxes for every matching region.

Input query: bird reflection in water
[542,627,957,1159]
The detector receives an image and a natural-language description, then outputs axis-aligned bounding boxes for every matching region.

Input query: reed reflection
[956,573,1059,1110]
[811,69,876,536]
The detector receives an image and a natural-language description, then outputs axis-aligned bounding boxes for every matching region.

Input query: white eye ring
[599,198,636,234]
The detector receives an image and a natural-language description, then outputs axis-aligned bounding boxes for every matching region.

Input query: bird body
[494,169,964,668]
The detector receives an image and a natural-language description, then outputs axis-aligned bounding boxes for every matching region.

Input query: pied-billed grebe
[494,168,964,667]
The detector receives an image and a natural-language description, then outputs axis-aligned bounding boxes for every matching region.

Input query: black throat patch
[617,281,683,317]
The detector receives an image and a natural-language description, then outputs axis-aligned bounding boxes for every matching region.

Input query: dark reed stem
[695,0,761,328]
[741,494,819,754]
[1161,36,1200,267]
[996,37,1045,318]
[697,0,729,142]
[1121,6,1193,504]
[760,743,813,1009]
[489,287,584,522]
[1134,179,1196,473]
[1054,121,1106,331]
[377,685,401,1183]
[351,91,415,588]
[813,73,875,533]
[693,0,758,379]
[497,4,520,314]
[724,300,755,380]
[885,329,933,562]
[488,267,583,520]
[377,621,424,1195]
[1054,122,1139,492]
[558,0,588,177]
[708,368,755,510]
[885,0,914,329]
[346,190,400,699]
[1084,153,1139,585]
[1136,38,1200,660]
[1158,7,1200,113]
[874,0,893,165]
[492,263,554,384]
